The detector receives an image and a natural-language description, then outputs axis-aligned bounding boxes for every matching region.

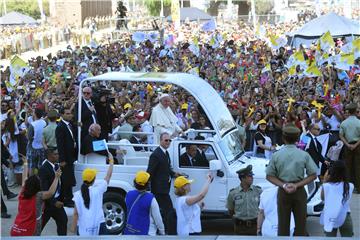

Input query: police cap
[236,165,254,178]
[346,103,357,111]
[282,124,300,136]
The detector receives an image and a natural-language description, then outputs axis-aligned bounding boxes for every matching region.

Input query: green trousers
[277,186,307,236]
[324,213,354,237]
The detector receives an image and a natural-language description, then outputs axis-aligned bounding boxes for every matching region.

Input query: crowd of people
[1,10,359,237]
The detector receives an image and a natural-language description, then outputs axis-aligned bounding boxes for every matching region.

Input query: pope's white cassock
[150,96,182,144]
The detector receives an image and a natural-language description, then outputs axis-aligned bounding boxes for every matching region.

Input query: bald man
[150,94,182,144]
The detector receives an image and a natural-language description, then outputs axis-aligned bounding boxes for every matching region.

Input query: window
[178,143,217,168]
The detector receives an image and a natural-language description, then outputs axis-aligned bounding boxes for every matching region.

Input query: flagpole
[251,0,256,29]
[3,0,7,15]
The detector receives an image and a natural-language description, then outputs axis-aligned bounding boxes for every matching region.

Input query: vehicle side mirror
[209,160,222,171]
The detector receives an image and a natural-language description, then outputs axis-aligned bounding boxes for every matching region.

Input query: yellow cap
[124,103,132,110]
[82,168,97,182]
[181,103,188,110]
[135,171,150,186]
[174,176,193,188]
[257,119,267,125]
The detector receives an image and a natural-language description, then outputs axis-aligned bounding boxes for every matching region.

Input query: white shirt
[31,119,47,149]
[141,120,154,145]
[84,99,97,124]
[323,114,341,130]
[320,182,354,232]
[176,196,202,236]
[73,179,108,236]
[148,198,165,236]
[259,187,295,236]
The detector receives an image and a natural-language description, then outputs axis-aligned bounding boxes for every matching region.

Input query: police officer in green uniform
[339,103,360,194]
[266,124,317,236]
[227,165,262,235]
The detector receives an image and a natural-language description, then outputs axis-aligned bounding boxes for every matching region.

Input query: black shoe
[1,212,11,218]
[64,201,74,208]
[7,192,18,200]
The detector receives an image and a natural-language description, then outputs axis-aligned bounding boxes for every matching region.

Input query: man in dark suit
[147,132,179,234]
[306,123,326,176]
[39,148,68,235]
[194,135,210,167]
[129,124,145,151]
[56,106,77,207]
[180,144,198,167]
[75,86,98,141]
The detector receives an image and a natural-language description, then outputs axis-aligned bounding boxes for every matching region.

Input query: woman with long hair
[174,174,213,236]
[2,111,21,185]
[71,152,114,236]
[320,161,354,237]
[10,156,62,236]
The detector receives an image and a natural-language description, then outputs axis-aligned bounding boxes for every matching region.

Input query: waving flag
[132,32,146,42]
[305,62,322,77]
[202,19,216,32]
[319,31,335,52]
[147,32,159,43]
[10,55,29,86]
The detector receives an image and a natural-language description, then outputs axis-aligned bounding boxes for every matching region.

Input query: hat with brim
[174,176,193,188]
[82,168,97,182]
[346,103,357,111]
[282,124,300,136]
[135,171,150,186]
[257,119,267,125]
[236,165,254,177]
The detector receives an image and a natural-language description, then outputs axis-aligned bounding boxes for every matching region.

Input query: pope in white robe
[150,94,182,144]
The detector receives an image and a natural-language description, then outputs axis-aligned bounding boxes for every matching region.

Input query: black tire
[103,191,127,235]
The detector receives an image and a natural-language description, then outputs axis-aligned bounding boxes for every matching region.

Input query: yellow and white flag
[319,31,335,52]
[9,55,29,86]
[305,62,322,77]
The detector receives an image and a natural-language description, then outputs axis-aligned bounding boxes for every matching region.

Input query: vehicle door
[172,140,227,210]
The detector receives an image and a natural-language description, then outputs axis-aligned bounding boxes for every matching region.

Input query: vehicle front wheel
[103,192,127,235]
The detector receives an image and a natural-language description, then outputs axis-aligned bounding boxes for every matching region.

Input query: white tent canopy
[0,11,37,25]
[166,7,212,22]
[289,12,360,48]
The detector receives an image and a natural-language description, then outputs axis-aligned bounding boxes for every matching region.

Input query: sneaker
[7,192,18,200]
[1,213,11,218]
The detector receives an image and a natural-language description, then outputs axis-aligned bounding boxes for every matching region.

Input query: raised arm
[104,152,114,184]
[185,174,212,206]
[42,169,62,200]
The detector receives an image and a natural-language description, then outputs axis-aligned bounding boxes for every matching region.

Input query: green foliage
[247,0,274,15]
[144,0,171,16]
[0,0,49,19]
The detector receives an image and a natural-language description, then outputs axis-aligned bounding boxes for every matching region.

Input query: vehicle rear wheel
[103,192,127,235]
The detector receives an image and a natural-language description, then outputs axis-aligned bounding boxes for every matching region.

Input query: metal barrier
[244,129,340,152]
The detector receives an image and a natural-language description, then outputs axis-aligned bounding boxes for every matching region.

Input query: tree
[144,0,171,16]
[0,0,49,19]
[247,0,274,15]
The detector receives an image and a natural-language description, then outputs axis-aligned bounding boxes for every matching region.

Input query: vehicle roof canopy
[83,72,236,137]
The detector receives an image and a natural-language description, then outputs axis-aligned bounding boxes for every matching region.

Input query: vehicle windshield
[218,129,244,165]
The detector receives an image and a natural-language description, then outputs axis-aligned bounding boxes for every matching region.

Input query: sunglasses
[83,92,91,95]
[313,128,320,131]
[164,139,172,142]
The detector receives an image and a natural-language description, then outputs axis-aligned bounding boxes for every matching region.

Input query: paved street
[1,185,359,237]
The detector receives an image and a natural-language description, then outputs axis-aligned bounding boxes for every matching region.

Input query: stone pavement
[1,184,359,237]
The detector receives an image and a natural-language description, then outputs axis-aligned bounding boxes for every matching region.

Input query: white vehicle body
[74,72,323,234]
